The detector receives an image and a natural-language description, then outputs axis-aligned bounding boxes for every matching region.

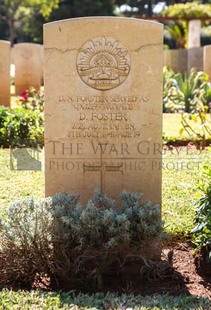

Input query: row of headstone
[0,41,43,107]
[164,46,211,77]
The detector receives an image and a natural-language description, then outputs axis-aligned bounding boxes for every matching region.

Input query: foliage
[52,190,162,288]
[192,164,211,263]
[164,21,187,48]
[0,191,162,288]
[163,67,211,113]
[161,3,211,21]
[0,290,210,310]
[163,66,182,113]
[0,0,60,43]
[0,106,44,147]
[0,105,10,130]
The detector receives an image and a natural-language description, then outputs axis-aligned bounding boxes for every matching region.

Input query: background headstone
[187,47,203,72]
[187,20,201,49]
[203,45,211,80]
[0,40,11,107]
[44,17,163,206]
[40,45,44,86]
[164,49,187,73]
[13,43,43,95]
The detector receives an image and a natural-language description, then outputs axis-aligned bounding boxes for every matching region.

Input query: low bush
[0,196,53,288]
[0,191,162,289]
[0,106,44,147]
[192,164,211,262]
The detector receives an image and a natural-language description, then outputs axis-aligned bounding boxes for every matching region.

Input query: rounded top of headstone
[44,16,163,28]
[0,40,10,45]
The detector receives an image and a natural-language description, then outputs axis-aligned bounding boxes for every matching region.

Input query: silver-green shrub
[0,197,53,287]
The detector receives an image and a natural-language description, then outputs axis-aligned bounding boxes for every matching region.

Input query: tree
[49,0,115,21]
[0,0,60,44]
[161,2,211,20]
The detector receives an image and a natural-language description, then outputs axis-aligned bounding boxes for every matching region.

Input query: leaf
[179,128,184,136]
[190,114,198,122]
[191,222,206,233]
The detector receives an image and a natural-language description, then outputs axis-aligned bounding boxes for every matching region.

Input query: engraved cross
[83,143,123,193]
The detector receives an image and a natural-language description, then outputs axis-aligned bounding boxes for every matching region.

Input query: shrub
[0,197,53,287]
[0,106,10,146]
[164,22,187,48]
[163,67,211,113]
[163,66,183,113]
[0,107,44,148]
[0,191,163,289]
[192,164,211,262]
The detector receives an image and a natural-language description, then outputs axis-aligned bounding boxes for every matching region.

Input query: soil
[98,243,211,298]
[120,243,211,298]
[1,243,211,299]
[45,243,211,298]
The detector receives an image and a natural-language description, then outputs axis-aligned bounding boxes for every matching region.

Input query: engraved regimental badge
[77,37,130,91]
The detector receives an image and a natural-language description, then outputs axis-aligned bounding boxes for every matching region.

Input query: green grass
[0,290,210,310]
[163,113,211,141]
[0,149,44,212]
[163,114,183,139]
[162,148,211,234]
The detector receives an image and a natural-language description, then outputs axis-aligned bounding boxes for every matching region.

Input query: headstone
[40,45,44,86]
[188,47,203,72]
[164,49,187,73]
[187,20,201,49]
[203,45,211,80]
[13,43,43,95]
[0,40,11,107]
[44,17,163,207]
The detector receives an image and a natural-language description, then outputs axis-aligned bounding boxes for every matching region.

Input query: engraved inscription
[77,37,130,90]
[21,49,33,60]
[57,94,151,140]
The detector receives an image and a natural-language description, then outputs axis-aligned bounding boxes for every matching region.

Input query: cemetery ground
[0,114,211,309]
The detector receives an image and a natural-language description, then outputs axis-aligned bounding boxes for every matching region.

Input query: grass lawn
[0,290,210,310]
[0,113,210,309]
